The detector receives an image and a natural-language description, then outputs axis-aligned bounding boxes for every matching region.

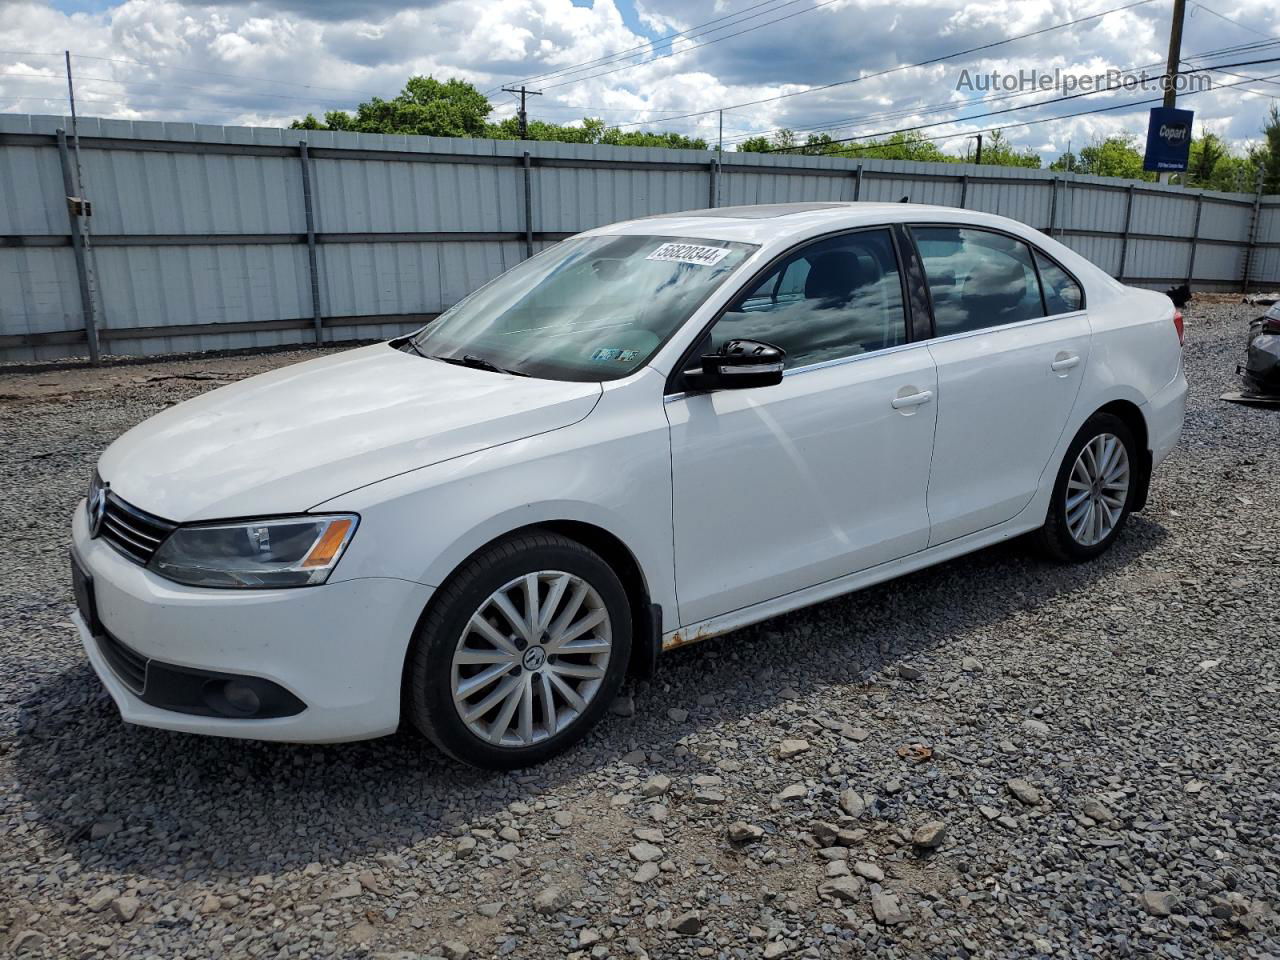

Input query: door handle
[891,390,933,409]
[1051,354,1081,372]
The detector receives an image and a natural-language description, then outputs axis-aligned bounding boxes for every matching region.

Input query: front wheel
[1036,412,1138,562]
[406,532,632,769]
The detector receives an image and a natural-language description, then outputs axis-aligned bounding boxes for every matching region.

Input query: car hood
[98,344,602,522]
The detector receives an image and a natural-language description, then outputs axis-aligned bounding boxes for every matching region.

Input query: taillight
[1172,309,1184,346]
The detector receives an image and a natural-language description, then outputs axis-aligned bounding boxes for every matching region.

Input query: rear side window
[711,229,907,369]
[1035,251,1084,314]
[913,227,1046,336]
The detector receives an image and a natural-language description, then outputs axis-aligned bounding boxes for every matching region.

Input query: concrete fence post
[1242,167,1265,294]
[1186,193,1203,284]
[522,151,534,259]
[298,141,323,344]
[56,128,100,363]
[1118,183,1135,281]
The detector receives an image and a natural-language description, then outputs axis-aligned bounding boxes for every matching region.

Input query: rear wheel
[1037,412,1137,562]
[406,532,631,769]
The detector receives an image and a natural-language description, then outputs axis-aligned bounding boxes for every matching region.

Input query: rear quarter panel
[1080,286,1182,410]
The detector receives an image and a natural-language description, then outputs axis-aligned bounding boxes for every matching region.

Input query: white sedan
[70,202,1187,768]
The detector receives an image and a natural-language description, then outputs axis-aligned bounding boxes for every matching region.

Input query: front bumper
[71,502,433,743]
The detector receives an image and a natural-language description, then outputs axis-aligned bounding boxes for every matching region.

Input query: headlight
[149,515,358,589]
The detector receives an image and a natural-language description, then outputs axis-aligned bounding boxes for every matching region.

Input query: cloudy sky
[0,0,1277,161]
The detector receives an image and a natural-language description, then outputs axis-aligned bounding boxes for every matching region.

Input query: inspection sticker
[590,348,641,362]
[646,242,730,267]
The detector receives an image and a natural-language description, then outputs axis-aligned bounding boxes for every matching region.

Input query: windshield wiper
[425,353,530,377]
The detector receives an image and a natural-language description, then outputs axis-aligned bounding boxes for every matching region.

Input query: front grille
[99,491,176,565]
[97,631,148,695]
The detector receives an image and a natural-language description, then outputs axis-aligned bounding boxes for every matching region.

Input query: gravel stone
[2,302,1276,960]
[628,841,663,863]
[639,774,671,797]
[670,911,702,935]
[110,895,140,922]
[1006,778,1042,805]
[778,738,810,758]
[871,890,910,925]
[912,820,947,849]
[727,821,764,842]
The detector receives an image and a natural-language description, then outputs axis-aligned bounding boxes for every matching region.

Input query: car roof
[581,201,1120,300]
[584,201,1021,244]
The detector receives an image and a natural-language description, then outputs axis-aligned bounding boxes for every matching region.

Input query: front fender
[317,374,678,625]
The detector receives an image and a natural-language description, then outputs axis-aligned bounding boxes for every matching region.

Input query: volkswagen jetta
[70,202,1187,768]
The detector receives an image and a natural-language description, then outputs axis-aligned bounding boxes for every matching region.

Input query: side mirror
[684,339,786,391]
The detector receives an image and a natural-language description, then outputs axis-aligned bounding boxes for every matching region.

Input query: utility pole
[1160,0,1187,184]
[501,85,542,140]
[718,109,723,156]
[968,133,983,165]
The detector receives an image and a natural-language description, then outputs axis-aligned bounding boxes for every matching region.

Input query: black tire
[1036,412,1139,563]
[406,531,632,769]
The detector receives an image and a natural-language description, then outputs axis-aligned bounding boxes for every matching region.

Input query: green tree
[482,115,706,149]
[1048,150,1078,173]
[1258,102,1280,194]
[844,132,954,163]
[975,130,1041,168]
[1183,131,1227,188]
[292,76,493,138]
[1070,135,1155,181]
[294,77,706,149]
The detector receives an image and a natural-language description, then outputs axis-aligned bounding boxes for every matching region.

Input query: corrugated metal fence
[2,113,1278,362]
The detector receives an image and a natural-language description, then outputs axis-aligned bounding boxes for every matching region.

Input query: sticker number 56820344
[645,242,730,266]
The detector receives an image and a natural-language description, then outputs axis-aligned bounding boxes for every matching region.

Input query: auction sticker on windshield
[646,242,731,266]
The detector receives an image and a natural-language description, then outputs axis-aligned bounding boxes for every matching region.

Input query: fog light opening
[202,678,264,718]
[222,680,262,716]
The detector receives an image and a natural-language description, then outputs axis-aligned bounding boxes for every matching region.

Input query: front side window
[411,235,757,382]
[913,227,1046,336]
[1035,251,1084,314]
[706,229,907,369]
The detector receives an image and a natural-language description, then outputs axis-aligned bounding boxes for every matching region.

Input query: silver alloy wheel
[1065,432,1131,547]
[450,571,612,747]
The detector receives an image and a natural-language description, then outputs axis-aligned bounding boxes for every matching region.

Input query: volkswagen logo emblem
[87,480,108,539]
[521,646,547,671]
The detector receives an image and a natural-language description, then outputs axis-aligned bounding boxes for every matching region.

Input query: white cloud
[0,0,1275,160]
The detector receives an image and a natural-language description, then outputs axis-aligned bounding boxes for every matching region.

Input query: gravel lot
[1,300,1277,960]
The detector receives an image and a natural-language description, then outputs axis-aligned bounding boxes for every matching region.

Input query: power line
[716,38,1280,148]
[610,0,1160,128]
[778,69,1280,158]
[537,0,846,92]
[0,48,400,100]
[493,0,802,92]
[765,62,1280,153]
[0,68,376,106]
[1189,2,1275,39]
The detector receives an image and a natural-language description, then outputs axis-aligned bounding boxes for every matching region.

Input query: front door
[666,227,938,626]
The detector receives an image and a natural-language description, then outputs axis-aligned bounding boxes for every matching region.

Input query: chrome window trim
[661,307,1087,402]
[924,308,1088,347]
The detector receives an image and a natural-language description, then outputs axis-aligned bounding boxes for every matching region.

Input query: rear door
[665,227,938,626]
[909,225,1091,546]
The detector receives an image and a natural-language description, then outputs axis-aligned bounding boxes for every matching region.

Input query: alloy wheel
[450,571,612,747]
[1065,432,1130,547]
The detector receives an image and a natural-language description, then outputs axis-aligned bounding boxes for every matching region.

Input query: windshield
[410,234,758,381]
